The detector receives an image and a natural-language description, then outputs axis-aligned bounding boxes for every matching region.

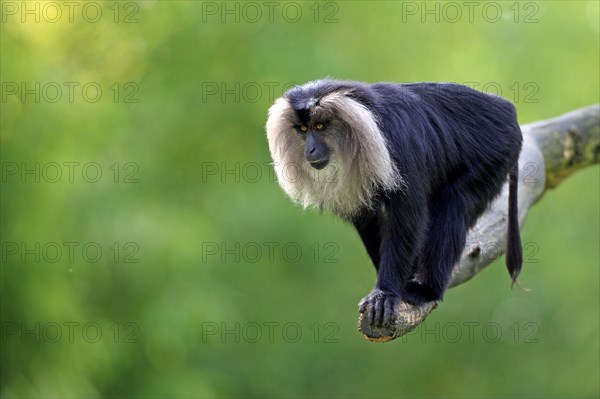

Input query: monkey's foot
[358,298,437,343]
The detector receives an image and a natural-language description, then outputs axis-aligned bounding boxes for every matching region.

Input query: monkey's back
[369,82,522,200]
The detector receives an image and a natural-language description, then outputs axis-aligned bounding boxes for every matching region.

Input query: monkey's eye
[314,123,325,131]
[298,125,308,133]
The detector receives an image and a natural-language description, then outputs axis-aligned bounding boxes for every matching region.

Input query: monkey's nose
[304,145,321,161]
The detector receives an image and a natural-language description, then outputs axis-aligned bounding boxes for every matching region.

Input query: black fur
[285,80,523,326]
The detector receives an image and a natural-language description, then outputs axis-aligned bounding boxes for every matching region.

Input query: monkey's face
[285,93,342,171]
[297,121,332,170]
[266,91,344,173]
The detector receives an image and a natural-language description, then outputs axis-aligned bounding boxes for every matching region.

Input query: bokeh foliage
[1,1,599,397]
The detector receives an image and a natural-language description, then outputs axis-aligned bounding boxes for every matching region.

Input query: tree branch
[359,105,600,342]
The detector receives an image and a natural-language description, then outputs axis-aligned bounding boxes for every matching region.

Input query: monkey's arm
[359,104,600,342]
[357,192,430,329]
[352,213,381,268]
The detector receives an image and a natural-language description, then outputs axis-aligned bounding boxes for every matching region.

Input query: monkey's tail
[506,163,523,288]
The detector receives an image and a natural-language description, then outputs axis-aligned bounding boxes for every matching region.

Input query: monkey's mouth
[308,159,329,170]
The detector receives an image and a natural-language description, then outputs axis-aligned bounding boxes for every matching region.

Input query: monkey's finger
[374,298,385,327]
[358,299,367,313]
[368,301,377,326]
[382,299,394,327]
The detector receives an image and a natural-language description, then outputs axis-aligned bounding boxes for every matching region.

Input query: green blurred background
[1,1,599,397]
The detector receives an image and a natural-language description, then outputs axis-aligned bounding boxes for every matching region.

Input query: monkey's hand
[358,290,437,343]
[358,288,401,330]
